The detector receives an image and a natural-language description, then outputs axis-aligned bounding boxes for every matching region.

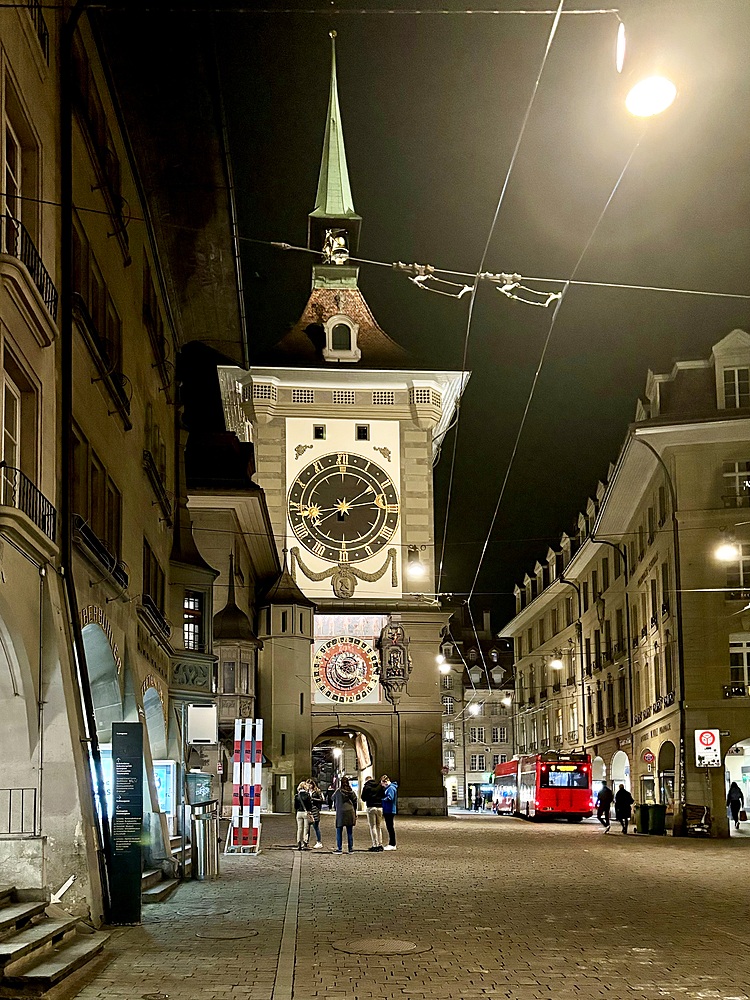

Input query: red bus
[493,752,593,822]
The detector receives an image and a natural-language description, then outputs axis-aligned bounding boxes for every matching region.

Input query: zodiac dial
[312,636,379,702]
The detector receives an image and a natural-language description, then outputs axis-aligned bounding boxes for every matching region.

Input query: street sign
[642,750,655,764]
[694,728,721,767]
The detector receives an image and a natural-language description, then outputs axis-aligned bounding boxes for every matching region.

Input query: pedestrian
[473,785,481,811]
[596,780,614,832]
[727,780,745,830]
[307,779,324,848]
[333,776,358,853]
[294,781,313,850]
[381,774,398,850]
[614,783,634,835]
[361,775,385,852]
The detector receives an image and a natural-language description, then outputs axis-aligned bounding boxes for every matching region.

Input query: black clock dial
[288,452,399,563]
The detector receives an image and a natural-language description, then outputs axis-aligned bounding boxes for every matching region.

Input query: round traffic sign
[699,730,716,747]
[642,750,655,763]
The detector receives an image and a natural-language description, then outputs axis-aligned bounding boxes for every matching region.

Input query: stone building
[500,329,750,837]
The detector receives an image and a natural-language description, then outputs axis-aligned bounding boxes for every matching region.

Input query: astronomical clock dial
[288,452,399,563]
[313,636,379,703]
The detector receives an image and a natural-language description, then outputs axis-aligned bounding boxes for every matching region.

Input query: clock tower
[220,33,468,814]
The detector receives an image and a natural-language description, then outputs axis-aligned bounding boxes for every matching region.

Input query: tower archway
[312,725,379,806]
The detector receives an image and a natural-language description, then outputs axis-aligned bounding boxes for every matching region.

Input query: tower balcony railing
[0,463,56,541]
[1,214,58,320]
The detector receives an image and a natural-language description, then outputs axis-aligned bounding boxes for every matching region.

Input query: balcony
[640,627,647,639]
[539,687,548,701]
[605,715,615,730]
[642,705,653,719]
[567,730,578,742]
[143,450,173,526]
[653,698,664,713]
[518,744,527,754]
[527,694,536,706]
[634,711,643,724]
[593,659,603,674]
[727,589,750,602]
[554,735,563,746]
[566,676,575,686]
[586,724,594,740]
[595,720,605,736]
[1,214,57,320]
[73,294,132,430]
[552,681,561,693]
[138,593,172,640]
[72,514,128,589]
[723,684,746,699]
[0,464,55,541]
[617,709,629,726]
[650,616,658,630]
[540,738,550,749]
[661,601,670,617]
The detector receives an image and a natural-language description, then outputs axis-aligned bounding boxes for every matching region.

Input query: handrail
[0,214,58,319]
[0,463,56,541]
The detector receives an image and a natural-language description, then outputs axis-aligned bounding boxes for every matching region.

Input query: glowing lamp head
[615,21,626,73]
[439,662,452,675]
[406,545,427,580]
[625,75,677,117]
[716,540,740,562]
[468,703,481,717]
[550,655,564,671]
[435,653,445,665]
[501,696,512,707]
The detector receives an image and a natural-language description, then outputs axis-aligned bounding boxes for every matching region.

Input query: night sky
[217,0,750,624]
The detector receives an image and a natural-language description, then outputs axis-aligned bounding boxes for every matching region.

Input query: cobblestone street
[66,814,750,1000]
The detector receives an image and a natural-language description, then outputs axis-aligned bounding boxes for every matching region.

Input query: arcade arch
[592,754,606,798]
[725,737,750,837]
[312,726,379,806]
[0,617,37,785]
[658,741,676,811]
[610,749,631,792]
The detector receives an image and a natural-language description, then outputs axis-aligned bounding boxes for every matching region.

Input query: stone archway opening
[610,749,631,792]
[81,622,123,821]
[725,737,750,837]
[592,754,606,800]
[313,727,377,808]
[658,741,676,828]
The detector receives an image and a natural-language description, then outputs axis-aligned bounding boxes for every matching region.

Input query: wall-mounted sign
[110,722,143,925]
[642,750,655,764]
[694,728,721,768]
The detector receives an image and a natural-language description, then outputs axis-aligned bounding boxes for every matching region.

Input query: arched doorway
[610,749,631,792]
[313,727,377,809]
[81,622,124,821]
[592,754,606,801]
[658,741,676,828]
[725,738,750,837]
[0,618,37,832]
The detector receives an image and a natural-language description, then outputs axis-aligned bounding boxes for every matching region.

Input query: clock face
[313,636,379,702]
[288,452,399,563]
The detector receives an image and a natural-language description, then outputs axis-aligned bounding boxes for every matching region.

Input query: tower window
[183,591,204,650]
[313,425,326,440]
[356,425,369,441]
[331,324,351,351]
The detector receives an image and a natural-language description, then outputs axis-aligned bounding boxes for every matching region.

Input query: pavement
[64,812,750,1000]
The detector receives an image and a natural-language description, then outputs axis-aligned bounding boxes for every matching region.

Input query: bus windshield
[539,765,589,789]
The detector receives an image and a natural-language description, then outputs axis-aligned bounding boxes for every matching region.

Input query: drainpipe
[633,434,687,835]
[60,1,113,919]
[559,575,586,754]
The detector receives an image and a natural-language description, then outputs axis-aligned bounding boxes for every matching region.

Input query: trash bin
[648,802,667,836]
[191,802,220,881]
[634,803,651,834]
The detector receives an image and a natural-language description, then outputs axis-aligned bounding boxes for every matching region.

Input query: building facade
[500,330,750,837]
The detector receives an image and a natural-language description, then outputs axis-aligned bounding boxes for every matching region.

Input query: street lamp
[716,536,740,562]
[549,651,564,671]
[625,76,677,118]
[406,545,427,580]
[617,15,677,117]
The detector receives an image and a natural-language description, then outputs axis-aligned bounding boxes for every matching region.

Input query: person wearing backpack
[381,774,398,851]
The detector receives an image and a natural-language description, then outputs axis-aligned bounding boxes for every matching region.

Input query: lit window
[442,674,453,690]
[183,591,204,650]
[443,722,455,742]
[723,461,750,507]
[730,634,750,687]
[727,543,750,595]
[442,696,454,716]
[444,750,456,771]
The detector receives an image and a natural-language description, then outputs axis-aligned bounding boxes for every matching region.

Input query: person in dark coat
[614,783,634,835]
[361,776,385,851]
[727,781,745,830]
[596,781,614,832]
[333,777,358,853]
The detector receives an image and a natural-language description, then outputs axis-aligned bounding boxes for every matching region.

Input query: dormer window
[723,367,750,409]
[323,314,361,363]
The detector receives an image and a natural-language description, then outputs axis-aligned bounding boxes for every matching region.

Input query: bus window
[540,766,589,789]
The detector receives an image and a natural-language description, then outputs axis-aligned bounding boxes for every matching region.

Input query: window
[591,570,599,600]
[492,754,501,768]
[444,750,455,771]
[442,696,454,715]
[723,461,750,507]
[3,78,40,247]
[323,316,360,362]
[538,617,545,644]
[72,216,123,371]
[602,558,610,593]
[469,754,486,772]
[313,425,326,440]
[582,582,589,612]
[240,662,250,695]
[727,544,750,595]
[500,754,508,764]
[658,485,667,525]
[1,374,20,468]
[442,674,453,690]
[550,607,558,635]
[730,635,750,686]
[2,350,38,481]
[183,591,204,650]
[356,425,369,441]
[569,701,578,735]
[222,660,236,694]
[555,708,563,739]
[492,726,507,743]
[143,539,165,611]
[650,579,659,624]
[665,644,674,693]
[281,611,288,633]
[469,727,485,744]
[724,368,750,409]
[331,324,351,350]
[443,722,455,742]
[468,648,478,663]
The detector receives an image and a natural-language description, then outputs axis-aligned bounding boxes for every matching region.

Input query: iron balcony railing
[0,787,38,837]
[72,514,128,589]
[0,464,56,541]
[140,593,172,639]
[27,1,49,62]
[1,214,57,320]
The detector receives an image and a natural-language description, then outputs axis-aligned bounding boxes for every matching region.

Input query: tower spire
[308,31,362,255]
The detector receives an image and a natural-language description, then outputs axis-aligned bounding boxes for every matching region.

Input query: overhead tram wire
[465,133,646,606]
[436,0,566,596]
[0,3,619,13]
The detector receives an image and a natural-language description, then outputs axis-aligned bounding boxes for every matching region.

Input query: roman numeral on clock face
[313,542,326,557]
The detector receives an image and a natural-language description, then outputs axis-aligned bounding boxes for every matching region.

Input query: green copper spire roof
[310,32,360,221]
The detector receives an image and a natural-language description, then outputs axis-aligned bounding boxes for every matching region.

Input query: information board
[694,728,721,768]
[110,722,143,924]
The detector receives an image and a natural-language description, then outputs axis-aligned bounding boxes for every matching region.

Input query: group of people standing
[294,774,398,853]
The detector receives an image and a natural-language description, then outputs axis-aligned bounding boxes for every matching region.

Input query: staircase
[0,885,109,997]
[140,833,190,904]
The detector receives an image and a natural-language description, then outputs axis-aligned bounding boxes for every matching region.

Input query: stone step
[1,931,109,995]
[0,902,47,936]
[141,878,179,904]
[0,917,79,969]
[140,869,162,891]
[0,890,15,908]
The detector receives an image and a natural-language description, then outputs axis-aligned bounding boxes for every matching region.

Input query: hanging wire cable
[466,132,646,604]
[437,0,566,595]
